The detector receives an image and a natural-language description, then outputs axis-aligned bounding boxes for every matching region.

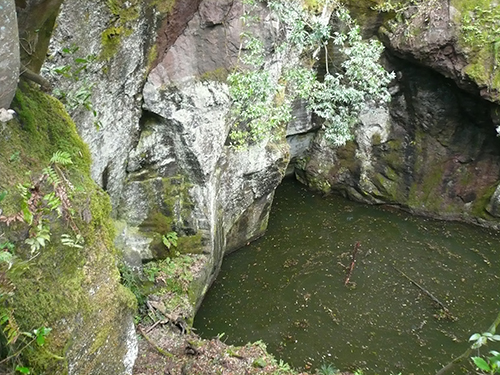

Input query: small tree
[228,0,395,148]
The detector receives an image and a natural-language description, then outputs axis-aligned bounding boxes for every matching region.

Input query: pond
[194,178,500,374]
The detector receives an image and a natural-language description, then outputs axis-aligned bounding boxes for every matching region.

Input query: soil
[133,321,311,375]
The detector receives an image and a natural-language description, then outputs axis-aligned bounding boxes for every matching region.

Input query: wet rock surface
[298,58,500,224]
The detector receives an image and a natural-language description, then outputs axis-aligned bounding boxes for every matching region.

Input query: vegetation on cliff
[0,82,135,374]
[228,0,394,148]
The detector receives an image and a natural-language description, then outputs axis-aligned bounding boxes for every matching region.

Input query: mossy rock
[100,0,176,61]
[0,83,136,374]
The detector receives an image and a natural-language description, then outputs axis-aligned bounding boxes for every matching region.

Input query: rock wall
[16,0,65,73]
[379,0,500,104]
[0,0,19,109]
[28,0,500,373]
[46,0,289,315]
[44,0,160,211]
[1,83,137,375]
[296,0,500,226]
[116,0,290,303]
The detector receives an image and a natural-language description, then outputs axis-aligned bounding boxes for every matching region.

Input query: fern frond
[61,233,84,249]
[16,183,31,201]
[0,309,20,344]
[50,151,73,166]
[43,192,62,213]
[43,166,61,187]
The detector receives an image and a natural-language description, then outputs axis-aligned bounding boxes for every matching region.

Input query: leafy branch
[436,310,500,375]
[227,0,394,148]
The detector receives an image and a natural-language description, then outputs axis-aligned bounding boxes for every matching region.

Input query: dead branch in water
[344,241,360,286]
[393,266,453,318]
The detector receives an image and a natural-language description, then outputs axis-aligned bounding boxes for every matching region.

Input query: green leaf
[473,356,491,371]
[0,313,9,325]
[162,235,172,249]
[470,333,483,341]
[0,251,13,265]
[50,151,73,166]
[34,327,51,346]
[15,366,30,374]
[0,190,7,202]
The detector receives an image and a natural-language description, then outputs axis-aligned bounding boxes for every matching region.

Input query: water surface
[195,179,500,374]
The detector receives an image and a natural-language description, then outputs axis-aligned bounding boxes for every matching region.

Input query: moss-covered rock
[299,57,500,225]
[378,0,500,103]
[0,82,137,374]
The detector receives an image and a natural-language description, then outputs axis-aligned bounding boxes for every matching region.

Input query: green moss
[383,139,405,171]
[197,67,230,83]
[0,84,134,373]
[371,133,382,145]
[146,43,158,73]
[177,233,203,254]
[336,140,360,175]
[100,26,132,61]
[148,0,176,14]
[0,83,90,216]
[471,183,497,217]
[100,0,176,61]
[106,0,140,23]
[452,0,500,93]
[407,162,445,211]
[140,211,174,234]
[135,175,201,258]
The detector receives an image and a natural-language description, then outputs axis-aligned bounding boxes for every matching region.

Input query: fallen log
[344,241,360,286]
[393,266,452,317]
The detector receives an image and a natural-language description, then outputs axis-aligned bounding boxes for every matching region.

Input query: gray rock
[44,0,157,210]
[379,0,499,105]
[0,0,19,109]
[487,184,500,218]
[299,60,500,224]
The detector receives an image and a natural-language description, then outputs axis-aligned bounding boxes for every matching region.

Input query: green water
[194,179,500,374]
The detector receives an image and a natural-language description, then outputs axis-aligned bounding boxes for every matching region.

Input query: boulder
[0,0,19,109]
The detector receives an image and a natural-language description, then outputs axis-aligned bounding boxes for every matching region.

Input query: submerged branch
[344,241,360,285]
[393,266,452,317]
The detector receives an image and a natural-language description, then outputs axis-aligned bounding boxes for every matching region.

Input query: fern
[43,166,61,187]
[50,151,73,166]
[162,231,178,249]
[0,251,14,269]
[61,233,84,249]
[43,192,62,214]
[25,222,51,255]
[0,309,20,344]
[16,183,31,202]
